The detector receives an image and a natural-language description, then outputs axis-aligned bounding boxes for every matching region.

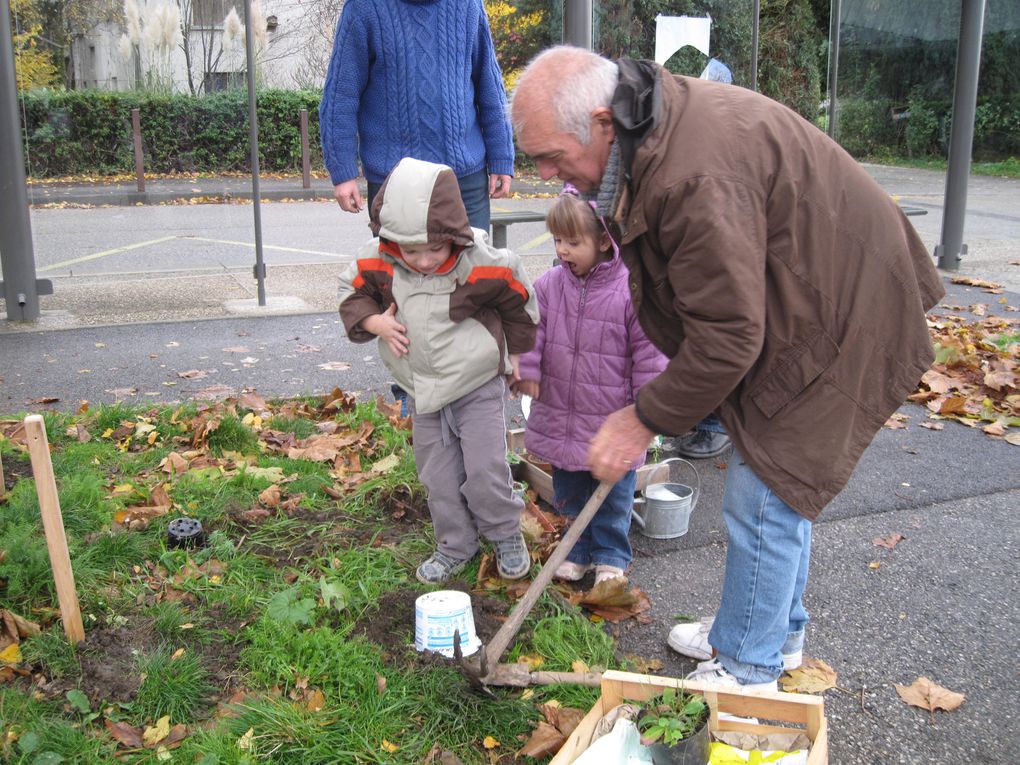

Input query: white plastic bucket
[414,590,480,658]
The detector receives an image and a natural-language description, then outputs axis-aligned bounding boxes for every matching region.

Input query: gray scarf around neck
[580,140,623,219]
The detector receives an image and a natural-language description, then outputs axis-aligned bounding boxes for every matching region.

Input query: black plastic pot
[643,718,711,765]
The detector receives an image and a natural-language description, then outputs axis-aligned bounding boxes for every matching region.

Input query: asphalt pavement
[1,167,1018,763]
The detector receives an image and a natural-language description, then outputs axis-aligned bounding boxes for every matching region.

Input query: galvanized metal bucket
[632,458,700,539]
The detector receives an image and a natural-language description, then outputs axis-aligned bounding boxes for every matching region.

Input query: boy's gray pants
[411,375,523,560]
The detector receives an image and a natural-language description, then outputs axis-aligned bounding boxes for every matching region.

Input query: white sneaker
[666,617,714,661]
[667,616,803,669]
[685,658,778,692]
[594,565,625,585]
[554,561,591,581]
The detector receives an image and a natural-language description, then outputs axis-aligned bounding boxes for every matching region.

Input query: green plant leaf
[31,753,64,765]
[319,576,350,613]
[66,688,91,713]
[17,731,40,754]
[267,588,316,626]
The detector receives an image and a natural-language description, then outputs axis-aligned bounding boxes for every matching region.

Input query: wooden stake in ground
[24,415,85,644]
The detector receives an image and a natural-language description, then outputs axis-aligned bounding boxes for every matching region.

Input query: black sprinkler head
[167,517,205,549]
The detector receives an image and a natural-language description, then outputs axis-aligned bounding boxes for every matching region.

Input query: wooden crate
[550,670,828,765]
[507,428,671,505]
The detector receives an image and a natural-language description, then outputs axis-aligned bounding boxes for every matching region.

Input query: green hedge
[19,89,323,178]
[838,93,1020,161]
[19,85,1020,178]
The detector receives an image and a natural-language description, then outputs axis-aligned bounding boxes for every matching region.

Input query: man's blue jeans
[551,468,636,571]
[708,448,812,684]
[368,169,490,231]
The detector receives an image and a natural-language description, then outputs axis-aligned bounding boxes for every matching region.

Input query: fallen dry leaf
[574,580,652,623]
[894,676,966,712]
[303,689,326,711]
[259,484,282,508]
[517,720,566,758]
[143,716,171,746]
[106,718,145,748]
[883,413,909,429]
[192,384,235,402]
[950,276,1001,289]
[873,533,906,549]
[781,657,838,694]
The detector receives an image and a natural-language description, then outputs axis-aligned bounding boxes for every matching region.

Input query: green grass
[0,687,115,763]
[19,629,80,681]
[0,394,624,764]
[270,414,320,439]
[990,331,1020,352]
[206,414,260,454]
[133,647,215,722]
[867,154,1020,179]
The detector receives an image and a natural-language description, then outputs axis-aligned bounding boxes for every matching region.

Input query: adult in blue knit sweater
[319,0,515,232]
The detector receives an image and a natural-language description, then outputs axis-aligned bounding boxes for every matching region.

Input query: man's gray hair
[512,46,619,145]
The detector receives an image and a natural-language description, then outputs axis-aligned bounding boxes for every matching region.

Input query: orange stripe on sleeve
[466,266,528,300]
[353,258,394,289]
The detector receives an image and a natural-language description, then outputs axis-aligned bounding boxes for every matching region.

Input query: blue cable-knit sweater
[319,0,515,185]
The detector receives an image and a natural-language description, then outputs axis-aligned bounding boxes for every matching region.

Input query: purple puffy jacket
[519,249,668,472]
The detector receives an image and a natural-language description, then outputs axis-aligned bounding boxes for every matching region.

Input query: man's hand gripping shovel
[455,480,614,694]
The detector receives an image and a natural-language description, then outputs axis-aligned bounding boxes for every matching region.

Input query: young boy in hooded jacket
[338,157,539,584]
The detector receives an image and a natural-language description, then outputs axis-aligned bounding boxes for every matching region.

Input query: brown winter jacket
[610,59,945,519]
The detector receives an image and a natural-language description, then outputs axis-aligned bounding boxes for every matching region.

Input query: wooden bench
[490,210,546,249]
[900,205,928,216]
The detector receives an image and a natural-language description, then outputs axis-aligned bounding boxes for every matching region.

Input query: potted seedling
[636,686,711,765]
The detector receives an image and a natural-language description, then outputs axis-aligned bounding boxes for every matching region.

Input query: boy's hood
[369,158,475,248]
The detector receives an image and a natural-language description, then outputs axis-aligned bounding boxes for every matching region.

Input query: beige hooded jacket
[338,158,538,414]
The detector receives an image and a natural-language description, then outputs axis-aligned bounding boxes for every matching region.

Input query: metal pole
[132,108,145,192]
[750,0,760,92]
[300,108,310,189]
[563,0,592,49]
[243,0,266,305]
[826,0,842,139]
[0,0,47,322]
[935,0,985,271]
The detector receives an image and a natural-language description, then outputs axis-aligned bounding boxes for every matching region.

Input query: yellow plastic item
[709,741,804,764]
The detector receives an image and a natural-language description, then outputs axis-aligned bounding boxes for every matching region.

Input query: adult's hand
[588,405,655,484]
[489,174,512,199]
[334,180,364,213]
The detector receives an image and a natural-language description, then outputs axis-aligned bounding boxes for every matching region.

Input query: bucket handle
[650,456,700,508]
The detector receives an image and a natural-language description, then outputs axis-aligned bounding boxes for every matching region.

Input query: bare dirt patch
[358,585,511,664]
[1,453,33,494]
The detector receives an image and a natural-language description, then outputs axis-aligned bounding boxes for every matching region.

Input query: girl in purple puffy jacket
[515,193,668,586]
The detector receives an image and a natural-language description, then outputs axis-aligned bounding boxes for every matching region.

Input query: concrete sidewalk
[2,166,1019,763]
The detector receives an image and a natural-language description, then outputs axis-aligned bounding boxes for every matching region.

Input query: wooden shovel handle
[482,480,614,669]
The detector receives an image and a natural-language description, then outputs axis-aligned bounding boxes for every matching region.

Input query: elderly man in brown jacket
[512,46,944,690]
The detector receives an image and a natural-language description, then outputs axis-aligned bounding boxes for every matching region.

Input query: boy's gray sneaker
[494,533,530,580]
[416,551,471,584]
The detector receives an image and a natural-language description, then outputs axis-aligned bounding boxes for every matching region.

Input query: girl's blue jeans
[551,467,636,571]
[708,448,812,684]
